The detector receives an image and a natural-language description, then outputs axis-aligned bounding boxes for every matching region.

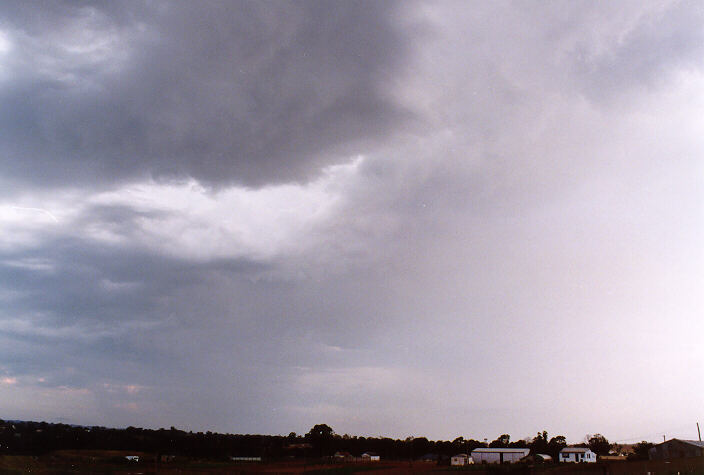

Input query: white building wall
[471,450,529,464]
[560,450,596,463]
[504,451,525,463]
[472,452,500,464]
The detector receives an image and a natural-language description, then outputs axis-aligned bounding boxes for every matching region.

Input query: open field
[2,453,704,474]
[0,455,442,474]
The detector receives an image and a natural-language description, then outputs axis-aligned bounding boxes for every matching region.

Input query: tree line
[0,419,654,461]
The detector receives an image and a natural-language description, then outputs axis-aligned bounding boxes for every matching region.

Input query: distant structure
[333,451,353,462]
[471,447,529,464]
[125,455,139,462]
[361,452,380,462]
[229,456,262,462]
[559,447,596,463]
[520,453,552,464]
[649,439,704,460]
[599,454,627,461]
[420,453,439,462]
[450,453,471,465]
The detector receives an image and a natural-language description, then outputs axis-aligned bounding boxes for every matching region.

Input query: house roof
[561,447,592,453]
[678,439,704,448]
[652,439,704,449]
[472,448,530,453]
[451,453,469,457]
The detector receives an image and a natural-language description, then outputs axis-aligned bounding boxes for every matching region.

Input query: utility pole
[697,422,701,442]
[663,435,666,443]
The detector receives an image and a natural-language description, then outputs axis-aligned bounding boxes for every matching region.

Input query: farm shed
[649,439,704,460]
[451,453,471,465]
[559,447,596,463]
[471,448,529,464]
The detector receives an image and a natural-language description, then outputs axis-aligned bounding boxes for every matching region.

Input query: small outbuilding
[361,452,380,462]
[471,448,530,464]
[649,439,704,460]
[559,447,596,463]
[451,453,472,465]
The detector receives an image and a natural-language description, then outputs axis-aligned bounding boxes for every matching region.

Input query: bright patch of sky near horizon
[0,0,702,443]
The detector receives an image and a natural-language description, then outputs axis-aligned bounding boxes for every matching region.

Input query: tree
[587,434,611,456]
[306,424,334,440]
[411,437,430,458]
[630,441,654,460]
[546,435,567,459]
[466,439,486,451]
[306,424,334,456]
[489,434,511,448]
[530,431,549,455]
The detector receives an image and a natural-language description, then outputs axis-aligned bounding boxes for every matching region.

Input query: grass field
[2,452,704,474]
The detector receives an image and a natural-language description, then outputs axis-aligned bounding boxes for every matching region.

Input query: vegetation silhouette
[0,419,610,462]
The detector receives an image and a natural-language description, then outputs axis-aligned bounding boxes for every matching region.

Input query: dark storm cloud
[0,235,267,330]
[0,0,410,189]
[0,232,275,409]
[0,225,401,431]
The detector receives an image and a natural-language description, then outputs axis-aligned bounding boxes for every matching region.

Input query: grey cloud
[0,236,267,329]
[0,226,400,431]
[1,0,703,441]
[563,1,704,100]
[346,1,704,223]
[0,0,410,189]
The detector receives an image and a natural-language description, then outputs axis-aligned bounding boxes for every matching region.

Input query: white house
[560,447,597,463]
[451,453,471,465]
[471,448,530,464]
[361,452,380,462]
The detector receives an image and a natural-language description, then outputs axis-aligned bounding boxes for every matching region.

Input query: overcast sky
[0,0,702,444]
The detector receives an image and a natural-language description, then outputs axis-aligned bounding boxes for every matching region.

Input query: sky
[0,0,702,444]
